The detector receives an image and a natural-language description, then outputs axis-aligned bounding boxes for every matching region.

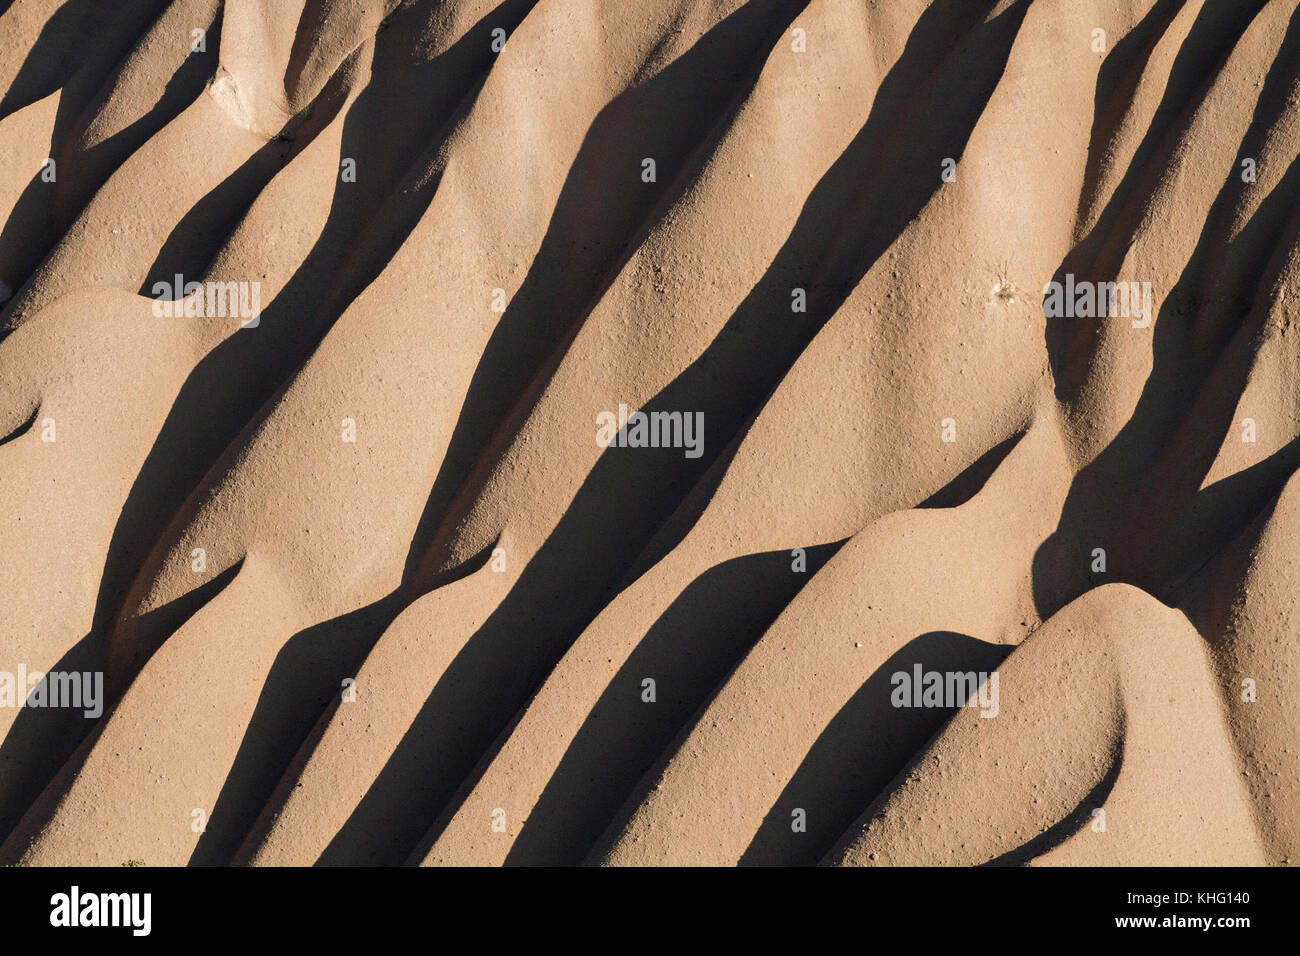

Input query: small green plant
[121,859,144,867]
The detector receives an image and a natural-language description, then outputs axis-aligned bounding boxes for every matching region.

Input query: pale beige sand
[0,0,1297,866]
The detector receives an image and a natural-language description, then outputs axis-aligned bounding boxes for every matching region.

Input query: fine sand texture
[0,0,1297,866]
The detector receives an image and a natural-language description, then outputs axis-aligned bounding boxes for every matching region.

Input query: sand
[0,0,1296,866]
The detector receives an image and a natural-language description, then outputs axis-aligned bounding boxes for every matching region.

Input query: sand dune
[0,0,1296,866]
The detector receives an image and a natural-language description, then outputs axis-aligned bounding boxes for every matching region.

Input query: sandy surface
[0,0,1296,866]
